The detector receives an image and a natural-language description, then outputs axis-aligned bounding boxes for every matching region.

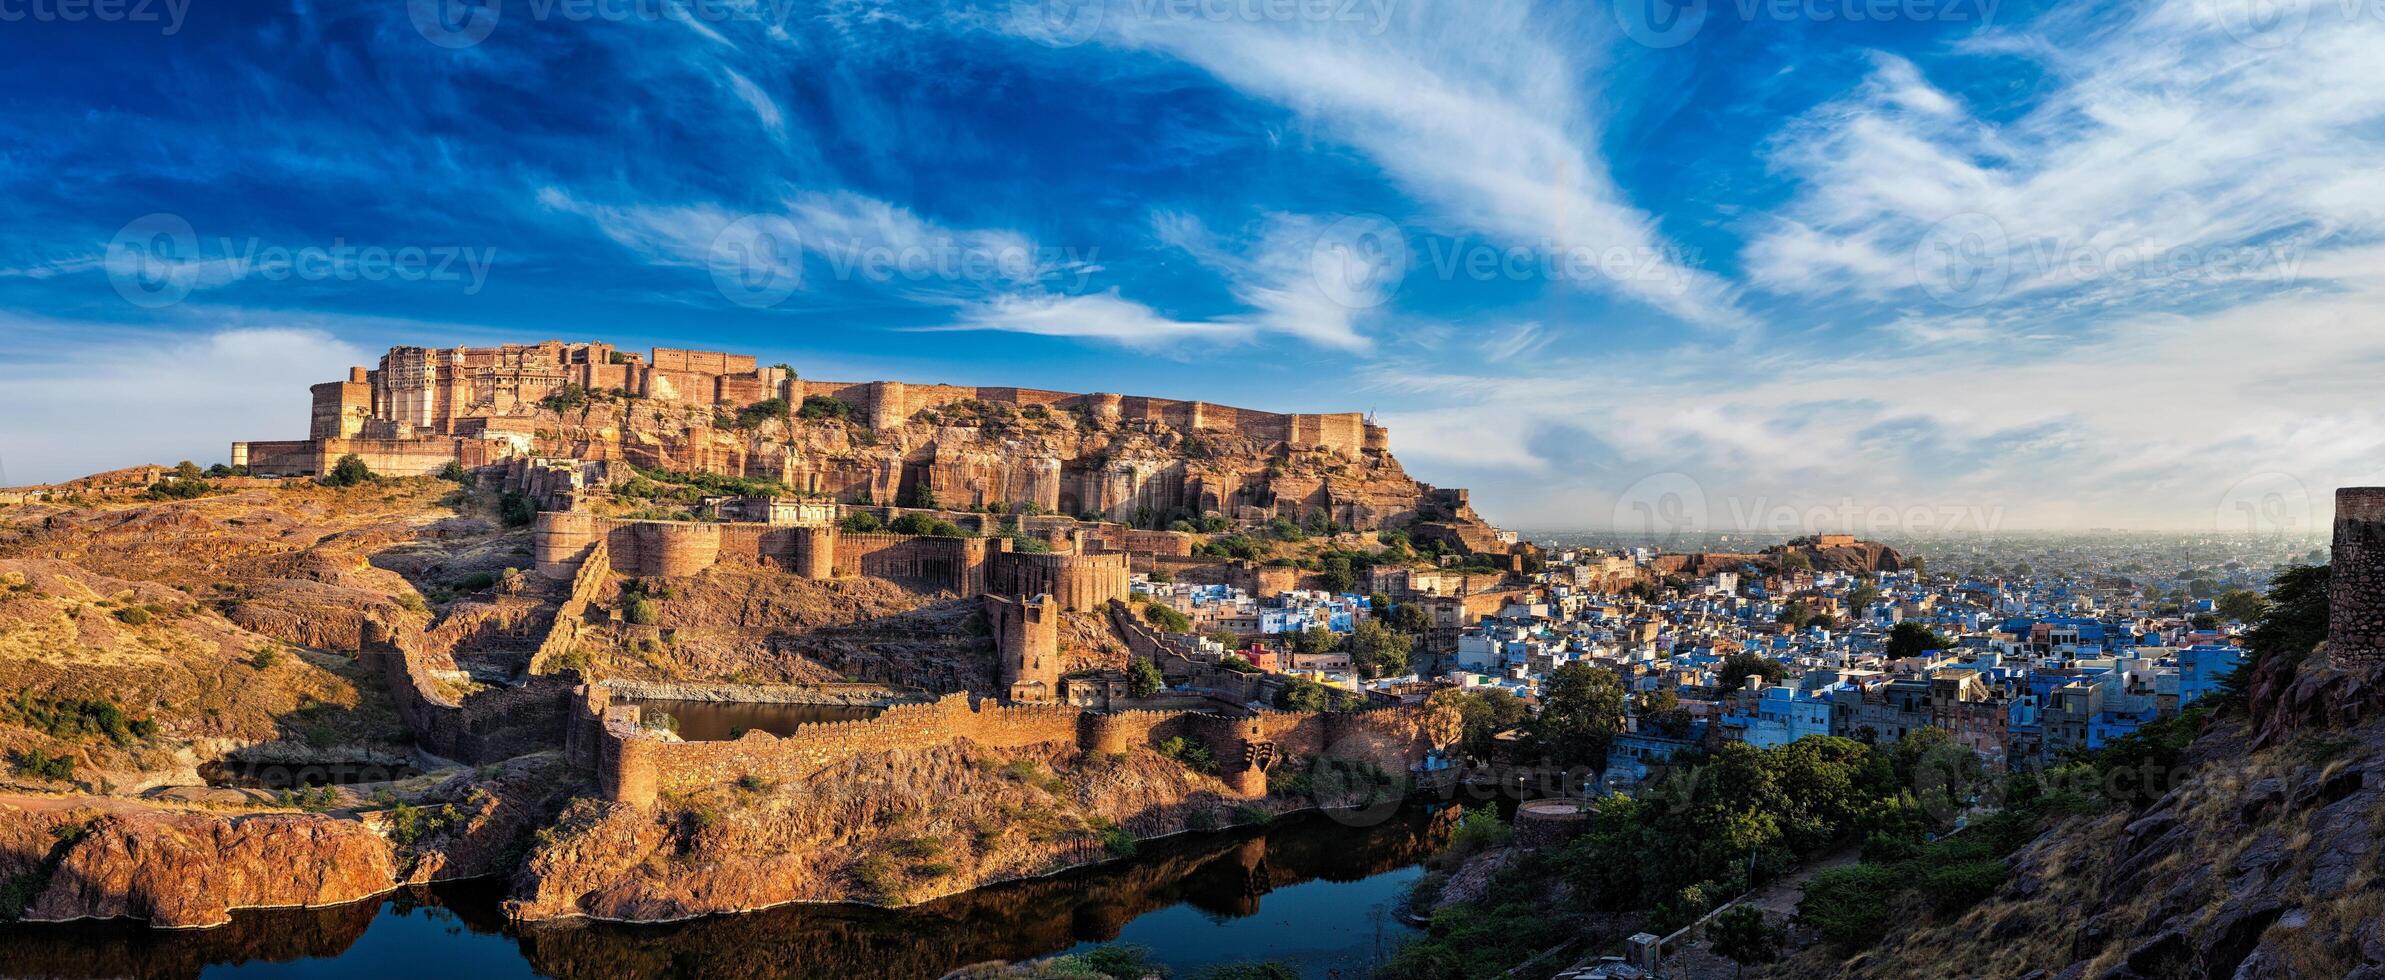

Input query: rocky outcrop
[1787,709,2385,979]
[1,804,396,929]
[509,740,1312,922]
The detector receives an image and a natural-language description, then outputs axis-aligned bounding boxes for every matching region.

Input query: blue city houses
[1724,684,1837,749]
[2179,643,2245,705]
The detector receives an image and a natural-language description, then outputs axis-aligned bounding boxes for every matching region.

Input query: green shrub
[1798,863,1902,951]
[796,395,854,421]
[888,513,963,537]
[733,398,791,429]
[623,596,660,626]
[841,511,884,533]
[499,490,536,528]
[1142,603,1191,633]
[249,647,283,670]
[911,862,955,879]
[323,454,374,487]
[12,750,74,782]
[888,836,943,859]
[113,606,151,626]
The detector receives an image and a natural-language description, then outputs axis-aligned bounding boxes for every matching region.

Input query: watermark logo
[2214,471,2312,535]
[1613,0,1998,49]
[2213,0,2309,50]
[1613,0,1708,49]
[1309,214,1408,310]
[707,215,804,309]
[1914,211,2010,309]
[0,0,191,34]
[1612,472,1709,549]
[1011,0,1106,46]
[408,0,502,49]
[104,214,498,308]
[106,212,201,309]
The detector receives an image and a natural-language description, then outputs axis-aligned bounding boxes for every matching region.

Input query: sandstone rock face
[508,741,1349,923]
[5,805,396,929]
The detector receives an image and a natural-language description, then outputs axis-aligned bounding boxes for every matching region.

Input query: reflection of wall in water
[512,808,1457,980]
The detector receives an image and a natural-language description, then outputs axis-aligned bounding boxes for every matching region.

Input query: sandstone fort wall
[986,551,1130,612]
[2331,487,2385,671]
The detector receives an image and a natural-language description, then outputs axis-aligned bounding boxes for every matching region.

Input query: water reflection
[0,807,1457,980]
[618,698,880,741]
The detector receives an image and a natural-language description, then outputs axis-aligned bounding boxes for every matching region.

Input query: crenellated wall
[595,693,1085,805]
[986,551,1130,612]
[532,512,849,584]
[364,622,580,764]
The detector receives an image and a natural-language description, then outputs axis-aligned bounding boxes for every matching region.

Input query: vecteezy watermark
[1418,237,1704,288]
[2213,471,2313,536]
[1913,212,2306,309]
[1309,214,1408,310]
[0,0,190,34]
[1304,216,1706,310]
[1613,0,1999,49]
[1609,471,2006,545]
[704,213,1100,309]
[104,213,497,309]
[1010,0,1399,48]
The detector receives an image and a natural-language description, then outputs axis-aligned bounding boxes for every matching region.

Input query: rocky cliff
[506,739,1367,922]
[1775,596,2385,979]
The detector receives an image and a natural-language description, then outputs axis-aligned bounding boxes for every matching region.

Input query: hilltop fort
[230,340,1506,546]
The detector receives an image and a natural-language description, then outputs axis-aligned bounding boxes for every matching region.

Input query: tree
[1718,652,1786,692]
[172,460,203,481]
[1635,688,1692,737]
[2220,564,2331,708]
[1530,663,1627,771]
[1320,554,1356,594]
[1885,621,1953,660]
[1280,677,1339,712]
[899,480,937,510]
[1126,657,1162,699]
[1293,626,1340,654]
[1143,603,1191,634]
[1707,905,1783,978]
[1777,550,1813,571]
[1776,601,1809,628]
[1349,620,1415,679]
[1428,687,1528,760]
[2215,587,2268,623]
[840,511,883,534]
[323,454,373,487]
[1847,583,1882,612]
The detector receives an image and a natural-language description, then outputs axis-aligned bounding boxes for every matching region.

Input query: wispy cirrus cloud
[1026,1,1743,330]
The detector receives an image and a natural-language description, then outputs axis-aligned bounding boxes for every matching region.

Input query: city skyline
[3,1,2381,531]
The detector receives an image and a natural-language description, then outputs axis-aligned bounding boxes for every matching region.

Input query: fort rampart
[581,684,1450,807]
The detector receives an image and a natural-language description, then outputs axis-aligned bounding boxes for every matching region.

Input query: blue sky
[2,0,2382,534]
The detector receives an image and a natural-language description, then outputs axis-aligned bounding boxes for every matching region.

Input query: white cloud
[1747,10,2385,313]
[945,289,1248,348]
[1043,2,1741,329]
[0,324,368,485]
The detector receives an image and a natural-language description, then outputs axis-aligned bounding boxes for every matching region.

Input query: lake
[0,806,1460,979]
